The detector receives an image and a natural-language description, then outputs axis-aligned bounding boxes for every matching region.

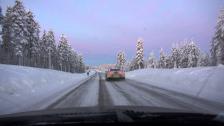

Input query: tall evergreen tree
[2,7,14,64]
[159,48,166,68]
[116,51,126,70]
[210,9,224,65]
[198,53,210,67]
[69,49,78,73]
[147,51,156,68]
[0,6,4,63]
[26,11,40,67]
[2,0,28,65]
[57,34,69,71]
[171,44,181,68]
[40,30,48,68]
[135,38,144,69]
[187,40,200,67]
[78,54,85,73]
[179,42,191,68]
[0,6,3,45]
[46,30,56,69]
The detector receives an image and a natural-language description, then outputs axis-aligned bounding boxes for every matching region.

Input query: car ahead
[0,106,223,125]
[105,68,125,80]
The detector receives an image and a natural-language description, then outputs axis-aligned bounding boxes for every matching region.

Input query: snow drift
[126,66,224,104]
[0,64,92,115]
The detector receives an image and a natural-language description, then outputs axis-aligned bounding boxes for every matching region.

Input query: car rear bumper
[106,74,125,80]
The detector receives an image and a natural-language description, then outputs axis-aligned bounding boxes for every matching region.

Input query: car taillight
[107,72,113,76]
[118,71,124,75]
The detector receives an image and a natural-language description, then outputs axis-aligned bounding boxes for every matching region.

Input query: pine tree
[40,30,48,68]
[116,51,126,70]
[57,34,69,71]
[46,30,56,69]
[159,48,166,68]
[171,44,181,68]
[0,1,85,73]
[147,51,156,68]
[166,55,173,68]
[179,42,191,68]
[0,6,4,63]
[116,51,121,69]
[198,53,210,67]
[69,49,78,73]
[129,57,137,71]
[10,0,28,65]
[26,11,40,67]
[188,41,200,67]
[0,6,3,45]
[210,9,224,65]
[135,38,144,69]
[77,54,85,73]
[66,43,73,72]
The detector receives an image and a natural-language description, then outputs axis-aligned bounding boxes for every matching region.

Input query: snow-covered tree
[0,6,3,45]
[69,49,78,73]
[116,51,126,70]
[57,34,69,71]
[77,54,85,73]
[147,51,156,68]
[39,30,48,68]
[187,40,200,67]
[26,11,40,67]
[7,0,28,65]
[124,60,131,71]
[129,57,138,71]
[0,6,4,63]
[210,9,224,65]
[0,1,85,73]
[198,53,210,67]
[171,44,181,68]
[166,55,173,68]
[179,42,191,68]
[135,38,144,69]
[159,48,166,68]
[46,30,56,69]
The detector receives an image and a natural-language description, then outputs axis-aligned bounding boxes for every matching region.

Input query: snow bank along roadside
[126,66,224,104]
[0,64,95,115]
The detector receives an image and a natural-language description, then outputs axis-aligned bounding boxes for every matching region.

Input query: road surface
[38,72,224,114]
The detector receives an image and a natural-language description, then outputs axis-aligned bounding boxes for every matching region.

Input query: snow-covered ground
[0,64,93,115]
[126,65,224,104]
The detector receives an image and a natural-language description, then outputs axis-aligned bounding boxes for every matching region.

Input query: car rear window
[110,69,120,71]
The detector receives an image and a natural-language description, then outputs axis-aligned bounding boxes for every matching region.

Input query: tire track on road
[47,74,97,109]
[98,73,113,109]
[125,79,223,113]
[109,81,148,106]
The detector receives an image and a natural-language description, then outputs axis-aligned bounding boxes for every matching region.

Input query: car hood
[0,106,223,125]
[0,106,196,117]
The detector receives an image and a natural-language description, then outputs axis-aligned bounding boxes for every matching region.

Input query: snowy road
[45,72,224,114]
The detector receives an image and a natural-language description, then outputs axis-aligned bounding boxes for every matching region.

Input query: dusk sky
[1,0,224,65]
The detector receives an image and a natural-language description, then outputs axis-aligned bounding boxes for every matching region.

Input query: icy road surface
[45,73,224,114]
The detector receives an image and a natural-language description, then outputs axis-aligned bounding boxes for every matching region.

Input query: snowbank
[126,66,224,104]
[0,64,93,115]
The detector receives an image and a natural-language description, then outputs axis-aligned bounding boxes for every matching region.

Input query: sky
[1,0,224,65]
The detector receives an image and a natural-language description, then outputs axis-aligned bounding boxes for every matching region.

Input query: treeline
[127,39,210,71]
[0,0,85,73]
[116,9,224,71]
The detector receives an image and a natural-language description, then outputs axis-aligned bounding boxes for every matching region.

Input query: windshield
[0,0,224,124]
